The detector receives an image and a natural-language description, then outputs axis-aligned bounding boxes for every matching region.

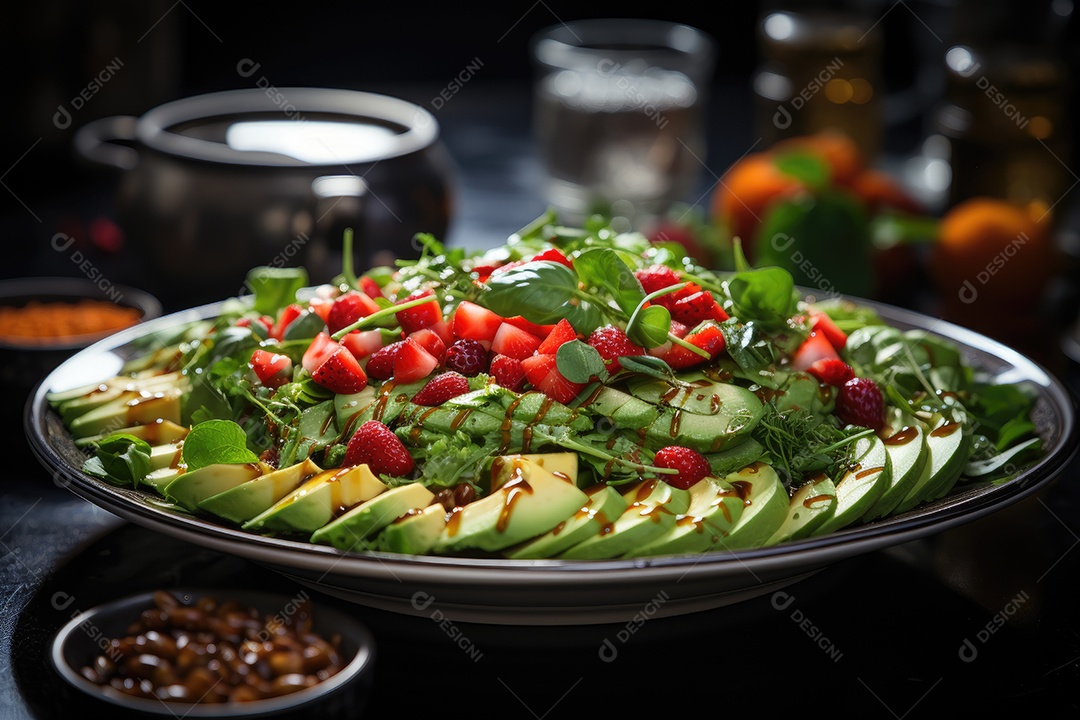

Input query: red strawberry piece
[271,303,305,340]
[835,377,886,430]
[532,247,573,268]
[249,349,292,388]
[470,264,499,283]
[488,260,524,277]
[489,354,526,392]
[671,289,729,326]
[307,296,334,323]
[536,365,586,404]
[341,329,384,360]
[521,353,556,388]
[660,324,727,370]
[366,340,403,381]
[810,311,848,352]
[634,264,682,295]
[444,338,488,376]
[503,315,556,338]
[359,275,384,299]
[428,318,455,346]
[413,371,471,406]
[653,445,711,489]
[312,347,368,394]
[670,320,690,338]
[396,289,442,335]
[408,327,447,361]
[807,358,855,387]
[327,290,380,334]
[587,325,644,371]
[536,318,580,355]
[393,337,440,384]
[343,420,415,476]
[451,301,504,344]
[491,322,543,360]
[791,330,840,371]
[302,332,341,374]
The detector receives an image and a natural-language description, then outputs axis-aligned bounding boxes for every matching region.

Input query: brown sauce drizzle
[884,426,919,446]
[930,421,961,438]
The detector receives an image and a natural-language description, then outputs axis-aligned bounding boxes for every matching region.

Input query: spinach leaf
[556,340,609,384]
[82,434,153,487]
[181,419,260,472]
[572,248,646,315]
[245,266,309,317]
[480,261,604,332]
[725,266,799,328]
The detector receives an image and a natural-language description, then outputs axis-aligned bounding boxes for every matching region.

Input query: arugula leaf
[245,266,309,317]
[82,434,153,487]
[556,340,609,384]
[181,419,260,472]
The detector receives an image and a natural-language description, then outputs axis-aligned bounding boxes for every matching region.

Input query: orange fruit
[771,130,864,187]
[712,152,805,254]
[850,169,923,215]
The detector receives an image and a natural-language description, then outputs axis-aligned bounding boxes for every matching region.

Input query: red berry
[587,325,644,371]
[634,265,682,295]
[807,358,855,387]
[810,311,848,351]
[343,420,415,476]
[444,338,488,376]
[326,291,380,334]
[659,324,727,369]
[835,377,886,430]
[359,275,384,299]
[249,349,292,388]
[393,337,440,384]
[451,301,503,344]
[491,322,542,360]
[302,332,341,374]
[653,446,711,489]
[671,289,729,326]
[408,327,446,361]
[531,247,573,268]
[489,354,526,392]
[791,330,840,371]
[396,289,442,335]
[271,303,305,340]
[521,353,557,388]
[311,347,368,394]
[412,371,471,406]
[536,318,580,355]
[366,340,403,381]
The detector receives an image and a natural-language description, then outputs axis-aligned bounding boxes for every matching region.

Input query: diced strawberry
[249,349,292,388]
[671,289,729,326]
[532,247,573,268]
[503,315,556,338]
[340,329,384,360]
[660,324,727,370]
[393,337,440,384]
[312,347,367,394]
[489,354,526,392]
[536,318,580,355]
[634,265,682,295]
[807,358,855,387]
[810,311,848,352]
[359,275,384,299]
[272,303,304,340]
[587,325,644,372]
[791,330,840,371]
[237,315,275,335]
[669,320,690,339]
[396,289,442,335]
[307,296,334,323]
[413,371,471,406]
[408,327,446,361]
[327,291,380,334]
[366,340,403,381]
[491,322,542,360]
[488,260,524,277]
[428,318,454,346]
[521,353,557,388]
[302,332,341,374]
[451,301,504,343]
[471,264,499,283]
[537,366,586,404]
[343,420,414,476]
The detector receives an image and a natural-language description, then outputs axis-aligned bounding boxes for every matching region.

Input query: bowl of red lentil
[50,588,376,718]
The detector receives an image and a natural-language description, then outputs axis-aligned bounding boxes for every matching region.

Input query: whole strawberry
[835,377,886,430]
[587,325,644,371]
[653,445,711,489]
[343,420,415,476]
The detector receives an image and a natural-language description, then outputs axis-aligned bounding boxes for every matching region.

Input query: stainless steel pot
[75,87,456,305]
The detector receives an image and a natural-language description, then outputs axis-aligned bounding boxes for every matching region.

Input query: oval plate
[26,298,1078,625]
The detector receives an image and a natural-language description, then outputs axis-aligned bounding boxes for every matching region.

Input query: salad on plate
[48,212,1044,560]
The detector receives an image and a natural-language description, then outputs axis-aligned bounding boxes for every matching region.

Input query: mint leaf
[182,419,260,472]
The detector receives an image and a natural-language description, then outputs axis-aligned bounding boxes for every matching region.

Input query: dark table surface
[6,80,1080,718]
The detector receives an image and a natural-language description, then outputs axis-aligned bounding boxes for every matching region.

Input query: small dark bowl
[50,588,376,719]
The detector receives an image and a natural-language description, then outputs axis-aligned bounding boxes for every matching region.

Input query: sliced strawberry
[327,291,381,334]
[537,366,586,404]
[791,330,840,371]
[489,354,526,392]
[272,303,305,340]
[396,289,442,335]
[491,322,543,360]
[634,265,682,295]
[488,260,524,277]
[810,311,848,352]
[521,353,557,388]
[312,347,367,394]
[413,371,471,406]
[302,332,341,374]
[359,275,384,299]
[503,315,556,338]
[366,340,403,381]
[660,324,727,370]
[671,289,729,326]
[670,320,690,339]
[451,301,504,343]
[536,318,580,355]
[250,349,292,388]
[807,358,855,387]
[393,337,440,383]
[428,318,454,347]
[341,329,384,360]
[532,247,573,268]
[408,327,446,361]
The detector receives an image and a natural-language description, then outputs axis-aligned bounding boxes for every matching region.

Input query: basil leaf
[245,266,309,317]
[626,304,671,349]
[572,248,646,315]
[82,434,153,487]
[725,266,799,328]
[556,340,609,384]
[182,419,260,472]
[481,261,603,333]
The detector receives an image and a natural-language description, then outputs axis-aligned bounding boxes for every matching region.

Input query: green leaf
[480,260,604,333]
[572,248,646,316]
[182,419,260,472]
[615,355,681,382]
[725,266,799,328]
[281,309,326,341]
[626,304,672,348]
[556,340,610,384]
[245,266,309,317]
[965,437,1041,478]
[82,434,153,487]
[773,150,830,189]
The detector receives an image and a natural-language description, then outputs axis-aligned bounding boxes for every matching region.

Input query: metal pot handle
[73,116,139,171]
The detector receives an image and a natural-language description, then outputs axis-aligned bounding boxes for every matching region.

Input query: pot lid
[135,87,440,167]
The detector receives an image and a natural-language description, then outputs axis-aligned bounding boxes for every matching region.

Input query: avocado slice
[576,386,659,430]
[861,422,928,521]
[162,462,268,513]
[492,452,578,490]
[812,435,891,536]
[705,438,766,477]
[434,455,590,554]
[626,379,764,453]
[713,462,788,551]
[69,388,184,439]
[557,478,692,560]
[243,464,389,535]
[142,466,182,493]
[894,417,970,512]
[75,419,189,449]
[146,442,184,471]
[197,458,323,525]
[765,473,837,546]
[373,503,448,555]
[311,483,436,552]
[51,371,186,420]
[504,484,629,559]
[625,475,748,557]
